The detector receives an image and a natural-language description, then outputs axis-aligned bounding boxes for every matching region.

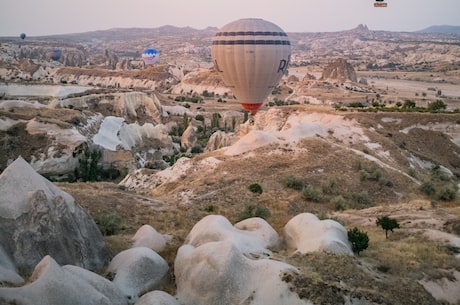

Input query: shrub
[237,204,271,221]
[301,185,323,202]
[195,114,205,122]
[204,205,216,212]
[94,213,123,236]
[420,181,436,196]
[282,176,304,190]
[331,195,348,211]
[191,145,203,154]
[351,191,372,208]
[437,184,458,201]
[249,183,263,194]
[376,215,400,239]
[347,227,369,255]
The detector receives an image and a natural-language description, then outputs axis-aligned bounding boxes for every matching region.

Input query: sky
[1,0,459,36]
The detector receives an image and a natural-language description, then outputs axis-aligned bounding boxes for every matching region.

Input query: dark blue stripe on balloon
[212,40,290,45]
[216,31,287,37]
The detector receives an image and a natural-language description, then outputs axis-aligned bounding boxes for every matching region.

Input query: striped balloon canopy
[211,18,291,115]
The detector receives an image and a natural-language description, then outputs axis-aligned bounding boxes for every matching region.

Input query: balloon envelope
[20,33,26,40]
[47,49,62,61]
[211,18,291,115]
[142,48,159,65]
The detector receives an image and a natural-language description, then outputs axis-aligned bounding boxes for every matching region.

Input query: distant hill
[416,25,460,34]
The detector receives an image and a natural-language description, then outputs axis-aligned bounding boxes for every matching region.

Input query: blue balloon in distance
[48,49,62,61]
[142,48,159,65]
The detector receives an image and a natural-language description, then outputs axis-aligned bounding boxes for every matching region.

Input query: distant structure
[321,58,357,82]
[374,0,388,7]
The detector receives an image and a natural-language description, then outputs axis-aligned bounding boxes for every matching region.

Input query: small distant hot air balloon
[20,33,26,40]
[47,49,62,61]
[211,18,291,115]
[142,48,159,66]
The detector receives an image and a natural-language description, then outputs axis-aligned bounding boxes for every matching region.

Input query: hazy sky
[1,0,459,36]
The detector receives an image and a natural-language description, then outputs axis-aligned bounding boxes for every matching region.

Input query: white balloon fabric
[211,18,291,115]
[142,48,159,65]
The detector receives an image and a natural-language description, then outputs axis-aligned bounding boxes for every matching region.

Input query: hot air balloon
[211,18,291,116]
[142,48,159,66]
[47,49,62,61]
[20,33,26,40]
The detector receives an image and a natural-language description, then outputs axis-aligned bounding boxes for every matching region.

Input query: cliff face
[321,58,357,82]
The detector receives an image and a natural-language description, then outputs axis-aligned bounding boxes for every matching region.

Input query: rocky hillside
[1,24,460,304]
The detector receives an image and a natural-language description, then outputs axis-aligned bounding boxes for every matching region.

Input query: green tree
[78,147,102,182]
[427,100,446,111]
[347,227,369,255]
[402,100,416,109]
[376,215,400,239]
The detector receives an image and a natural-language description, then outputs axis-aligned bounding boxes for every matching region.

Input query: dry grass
[50,106,460,303]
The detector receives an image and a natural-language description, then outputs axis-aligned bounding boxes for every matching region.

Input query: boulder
[185,215,273,258]
[175,217,308,305]
[0,157,110,275]
[234,217,280,250]
[107,247,169,304]
[0,245,24,285]
[0,256,127,305]
[131,225,166,252]
[283,213,353,255]
[135,290,179,305]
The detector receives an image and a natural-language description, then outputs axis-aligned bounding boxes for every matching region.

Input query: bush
[282,176,304,190]
[376,215,400,239]
[351,191,372,208]
[191,145,203,154]
[248,183,263,194]
[332,195,348,211]
[195,114,205,122]
[420,181,436,196]
[94,213,123,236]
[237,204,271,222]
[437,184,458,201]
[347,227,369,255]
[301,185,323,202]
[204,205,216,212]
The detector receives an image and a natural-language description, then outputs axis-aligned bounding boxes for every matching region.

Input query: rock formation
[0,157,110,275]
[321,58,357,82]
[174,215,308,305]
[131,224,167,252]
[283,213,353,255]
[0,256,127,305]
[107,247,169,304]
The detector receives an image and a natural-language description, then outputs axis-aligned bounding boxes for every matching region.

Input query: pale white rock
[131,225,166,252]
[0,245,24,285]
[0,256,127,305]
[175,240,309,305]
[135,290,179,305]
[107,247,169,304]
[185,215,272,258]
[283,213,353,255]
[0,157,110,275]
[234,217,280,250]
